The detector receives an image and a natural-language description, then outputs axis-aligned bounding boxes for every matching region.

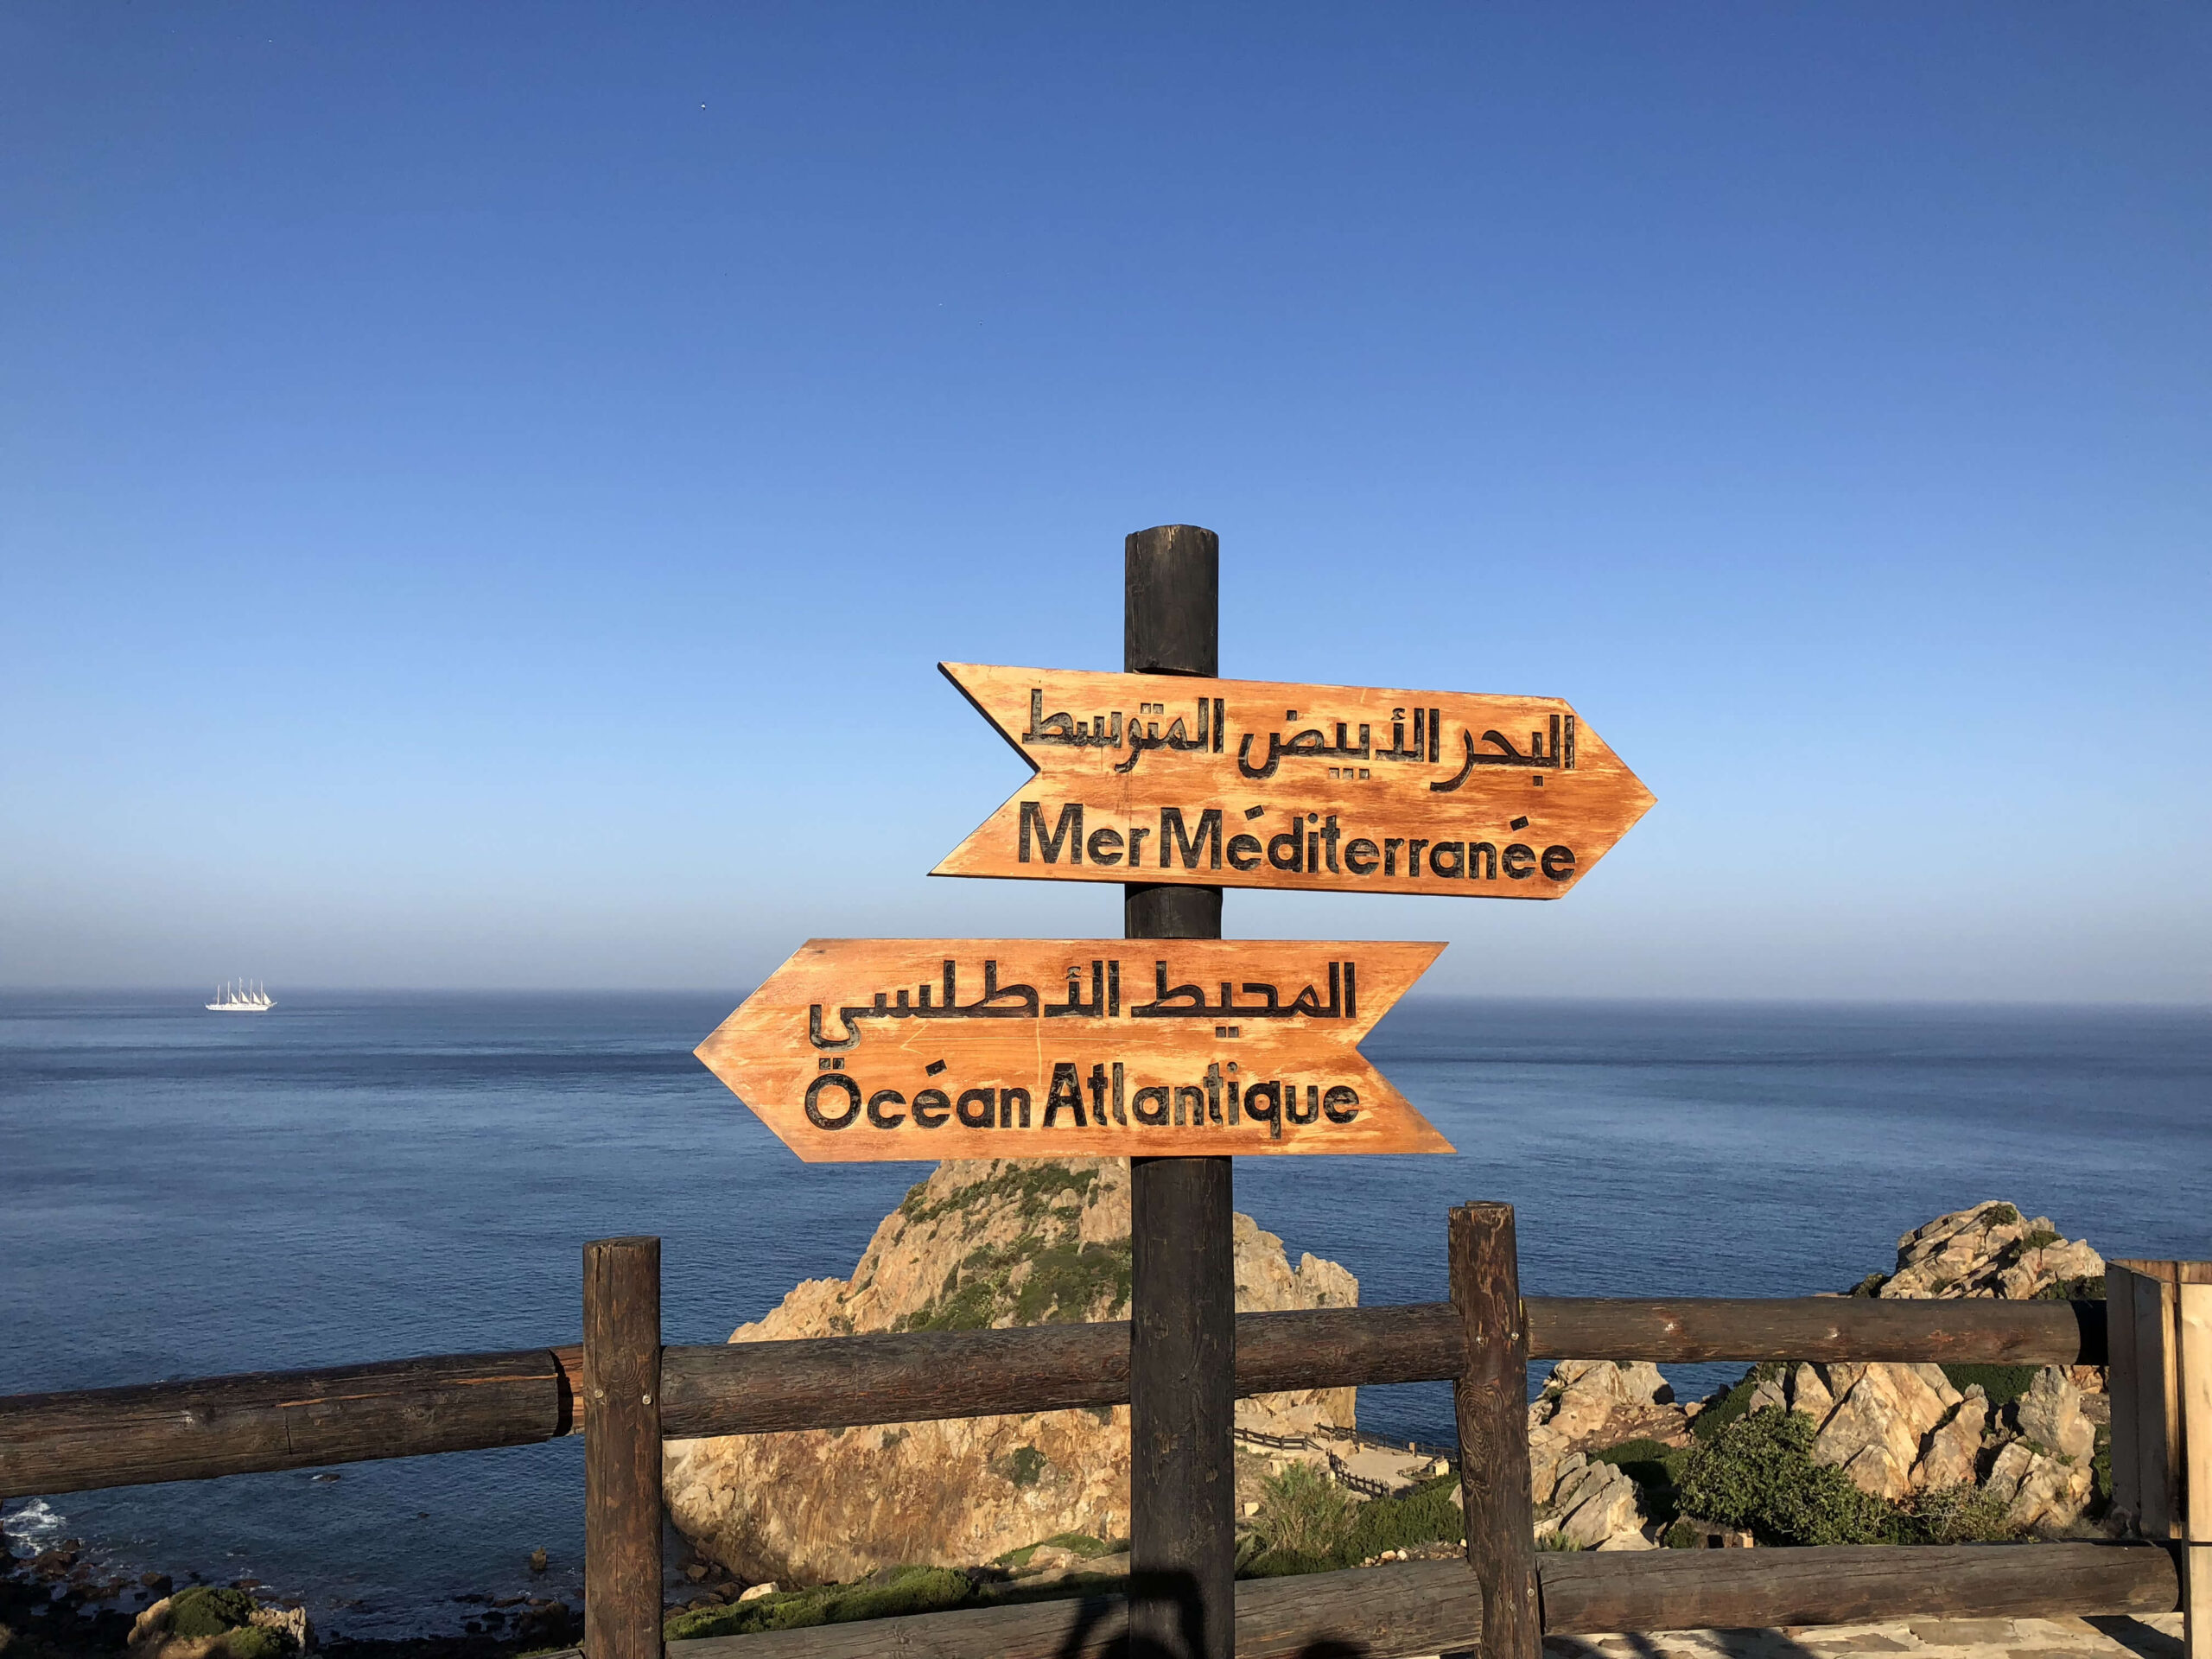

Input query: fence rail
[623,1543,2179,1659]
[0,1296,2103,1499]
[2,1236,2188,1659]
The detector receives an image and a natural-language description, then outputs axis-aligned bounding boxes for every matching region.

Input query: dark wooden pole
[1451,1202,1538,1659]
[1124,524,1232,1659]
[585,1236,664,1659]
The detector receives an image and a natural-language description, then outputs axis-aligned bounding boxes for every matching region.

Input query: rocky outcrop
[1541,1454,1655,1550]
[127,1592,310,1659]
[1875,1203,2104,1302]
[1704,1204,2107,1532]
[1525,1362,1681,1548]
[664,1160,1358,1586]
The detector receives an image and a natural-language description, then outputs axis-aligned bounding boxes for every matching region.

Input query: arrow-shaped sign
[932,664,1653,898]
[696,939,1451,1161]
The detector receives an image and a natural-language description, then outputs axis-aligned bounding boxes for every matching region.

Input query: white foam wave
[2,1497,65,1543]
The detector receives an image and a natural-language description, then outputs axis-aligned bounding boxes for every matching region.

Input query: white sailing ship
[207,980,275,1013]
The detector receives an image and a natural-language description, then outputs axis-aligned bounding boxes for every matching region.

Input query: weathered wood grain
[583,1237,661,1659]
[931,662,1655,899]
[2131,1265,2180,1540]
[1123,521,1238,1659]
[1128,1155,1236,1659]
[3,1296,2107,1497]
[0,1350,569,1495]
[656,1544,2177,1659]
[694,938,1451,1161]
[1535,1541,2180,1633]
[2178,1278,2211,1659]
[2110,1265,2143,1530]
[1452,1204,1537,1659]
[1528,1294,2105,1365]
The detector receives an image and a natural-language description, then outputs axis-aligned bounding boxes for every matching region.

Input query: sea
[3,992,2209,1635]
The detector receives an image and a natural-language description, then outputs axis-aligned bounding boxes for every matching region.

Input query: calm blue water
[3,993,2208,1633]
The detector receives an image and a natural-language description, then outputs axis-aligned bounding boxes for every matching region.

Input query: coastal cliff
[663,1159,1357,1586]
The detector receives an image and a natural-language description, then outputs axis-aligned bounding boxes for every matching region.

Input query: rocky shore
[0,1538,582,1659]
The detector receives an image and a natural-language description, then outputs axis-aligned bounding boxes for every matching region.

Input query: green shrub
[168,1588,257,1639]
[1846,1273,1890,1299]
[1899,1484,2017,1544]
[1535,1531,1582,1551]
[2034,1274,2106,1301]
[1676,1408,1895,1546]
[1241,1470,1465,1578]
[1662,1520,1703,1549]
[1938,1363,2037,1408]
[1012,1242,1133,1325]
[991,1445,1047,1488]
[1344,1474,1464,1560]
[213,1630,290,1659]
[2092,1421,2113,1511]
[2019,1229,2061,1251]
[1690,1364,1780,1443]
[663,1566,974,1640]
[1986,1204,2021,1225]
[1251,1464,1356,1564]
[995,1532,1116,1567]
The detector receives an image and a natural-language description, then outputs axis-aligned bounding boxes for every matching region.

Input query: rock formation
[1533,1201,2110,1548]
[664,1159,1358,1586]
[1526,1361,1683,1549]
[1873,1203,2105,1303]
[1695,1202,2107,1532]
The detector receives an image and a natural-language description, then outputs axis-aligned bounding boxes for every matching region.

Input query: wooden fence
[3,1208,2202,1659]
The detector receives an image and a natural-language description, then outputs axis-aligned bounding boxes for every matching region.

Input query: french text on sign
[696,939,1452,1162]
[932,664,1653,898]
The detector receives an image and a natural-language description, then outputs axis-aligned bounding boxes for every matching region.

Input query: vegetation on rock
[662,1566,976,1641]
[1679,1408,2020,1547]
[167,1590,259,1640]
[1239,1469,1464,1577]
[1679,1408,1899,1544]
[1937,1363,2037,1408]
[1592,1437,1690,1526]
[1689,1364,1779,1444]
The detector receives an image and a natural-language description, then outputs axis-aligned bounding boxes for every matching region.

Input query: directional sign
[696,939,1451,1161]
[933,664,1654,898]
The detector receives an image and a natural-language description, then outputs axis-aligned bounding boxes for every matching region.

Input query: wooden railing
[0,1296,2103,1495]
[1,1213,2196,1659]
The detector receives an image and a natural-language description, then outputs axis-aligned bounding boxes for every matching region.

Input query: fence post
[2113,1261,2182,1541]
[1451,1202,1538,1659]
[1124,524,1234,1659]
[2108,1263,2142,1534]
[2177,1267,2209,1659]
[584,1236,663,1659]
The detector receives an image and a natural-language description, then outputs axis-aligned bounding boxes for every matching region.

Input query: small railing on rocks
[1230,1425,1432,1498]
[1,1213,2202,1659]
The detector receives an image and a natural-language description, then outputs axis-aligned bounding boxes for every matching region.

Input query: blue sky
[3,4,2206,999]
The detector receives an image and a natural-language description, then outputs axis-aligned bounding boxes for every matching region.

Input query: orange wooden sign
[696,939,1452,1162]
[933,664,1654,898]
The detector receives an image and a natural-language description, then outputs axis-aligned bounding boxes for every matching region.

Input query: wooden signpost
[695,938,1451,1161]
[932,663,1654,898]
[686,524,1650,1659]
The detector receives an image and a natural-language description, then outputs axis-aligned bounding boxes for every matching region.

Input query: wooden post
[584,1236,663,1659]
[2109,1263,2142,1533]
[1451,1202,1538,1659]
[1124,524,1234,1659]
[2177,1268,2211,1659]
[2116,1260,2183,1541]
